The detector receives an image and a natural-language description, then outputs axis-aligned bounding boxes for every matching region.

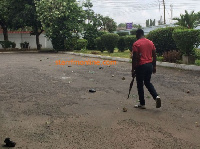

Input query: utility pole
[163,0,166,24]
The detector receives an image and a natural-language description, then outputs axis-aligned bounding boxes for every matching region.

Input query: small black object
[47,58,49,59]
[40,60,42,61]
[89,89,96,93]
[99,67,103,69]
[4,138,16,147]
[68,66,72,67]
[127,74,136,99]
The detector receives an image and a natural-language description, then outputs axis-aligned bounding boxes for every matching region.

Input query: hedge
[172,29,200,56]
[130,30,137,35]
[124,35,137,51]
[101,33,119,53]
[76,39,88,50]
[95,37,105,52]
[0,41,16,48]
[52,37,65,51]
[146,27,185,55]
[117,32,129,36]
[117,36,126,52]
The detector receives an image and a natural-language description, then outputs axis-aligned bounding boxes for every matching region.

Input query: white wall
[0,33,53,49]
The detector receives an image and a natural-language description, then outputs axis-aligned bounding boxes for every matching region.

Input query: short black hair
[136,29,144,36]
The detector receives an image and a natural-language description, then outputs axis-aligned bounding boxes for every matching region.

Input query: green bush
[117,36,126,52]
[52,37,65,51]
[124,35,137,51]
[195,48,200,59]
[83,24,105,50]
[130,30,137,35]
[117,32,129,36]
[101,33,119,53]
[98,31,108,37]
[172,29,200,56]
[76,39,88,50]
[0,41,16,48]
[64,37,78,51]
[95,37,105,52]
[146,27,185,55]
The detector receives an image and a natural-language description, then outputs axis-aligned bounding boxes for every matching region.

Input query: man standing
[132,29,161,109]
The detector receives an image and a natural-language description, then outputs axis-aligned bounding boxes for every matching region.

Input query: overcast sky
[82,0,200,26]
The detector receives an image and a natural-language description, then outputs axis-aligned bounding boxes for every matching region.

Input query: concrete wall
[0,33,53,49]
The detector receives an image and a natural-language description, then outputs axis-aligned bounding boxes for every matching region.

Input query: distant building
[0,30,53,49]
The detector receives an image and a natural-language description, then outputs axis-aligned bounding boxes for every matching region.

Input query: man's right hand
[132,70,136,78]
[153,67,156,74]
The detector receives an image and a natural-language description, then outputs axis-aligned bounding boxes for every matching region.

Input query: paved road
[0,53,200,149]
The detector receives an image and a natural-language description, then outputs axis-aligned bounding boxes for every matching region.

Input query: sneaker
[156,96,161,108]
[134,104,146,109]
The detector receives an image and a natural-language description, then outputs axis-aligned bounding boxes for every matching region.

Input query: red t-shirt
[132,38,156,66]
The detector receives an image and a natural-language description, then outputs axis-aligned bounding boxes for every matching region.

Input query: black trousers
[135,63,158,105]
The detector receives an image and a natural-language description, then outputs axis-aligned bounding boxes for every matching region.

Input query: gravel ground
[0,53,200,149]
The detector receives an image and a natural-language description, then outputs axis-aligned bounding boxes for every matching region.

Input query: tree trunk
[35,30,44,50]
[2,25,8,41]
[36,33,40,50]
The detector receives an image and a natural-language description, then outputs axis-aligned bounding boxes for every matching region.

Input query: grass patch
[157,56,163,62]
[73,49,200,66]
[74,49,131,58]
[195,59,200,66]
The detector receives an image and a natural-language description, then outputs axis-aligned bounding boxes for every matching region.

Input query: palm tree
[173,10,198,29]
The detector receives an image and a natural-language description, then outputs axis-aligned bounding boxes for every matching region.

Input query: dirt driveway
[0,53,200,149]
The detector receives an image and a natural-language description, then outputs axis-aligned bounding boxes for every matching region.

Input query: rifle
[127,73,136,99]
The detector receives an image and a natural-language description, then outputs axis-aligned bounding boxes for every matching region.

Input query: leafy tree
[35,0,85,51]
[0,0,15,41]
[82,1,103,49]
[11,0,44,50]
[173,10,197,29]
[83,0,93,24]
[101,16,117,33]
[132,24,142,29]
[118,23,126,28]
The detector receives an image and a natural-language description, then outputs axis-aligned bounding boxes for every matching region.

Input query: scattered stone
[112,75,114,77]
[46,121,50,127]
[88,71,95,74]
[72,71,74,73]
[187,90,190,93]
[195,122,199,127]
[62,77,71,80]
[123,107,127,112]
[4,138,16,147]
[122,77,125,80]
[89,89,96,93]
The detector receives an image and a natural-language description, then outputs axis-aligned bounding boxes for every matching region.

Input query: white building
[0,31,53,49]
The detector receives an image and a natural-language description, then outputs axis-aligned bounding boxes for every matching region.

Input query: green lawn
[71,49,200,66]
[74,49,131,58]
